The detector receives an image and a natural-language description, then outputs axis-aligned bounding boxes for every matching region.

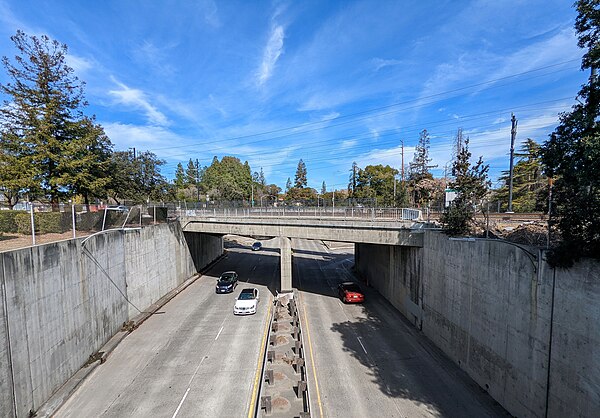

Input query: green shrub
[13,212,69,235]
[0,210,26,233]
[37,212,66,233]
[15,213,33,234]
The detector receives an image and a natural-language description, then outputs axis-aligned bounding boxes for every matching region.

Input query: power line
[149,60,580,152]
[157,99,570,169]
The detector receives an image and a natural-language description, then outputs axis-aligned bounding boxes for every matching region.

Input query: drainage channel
[256,291,311,418]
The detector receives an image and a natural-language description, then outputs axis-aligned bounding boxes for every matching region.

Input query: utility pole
[547,177,553,248]
[352,163,357,196]
[195,159,200,203]
[507,113,517,213]
[400,139,405,182]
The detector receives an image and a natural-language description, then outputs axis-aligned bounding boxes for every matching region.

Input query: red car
[338,282,364,303]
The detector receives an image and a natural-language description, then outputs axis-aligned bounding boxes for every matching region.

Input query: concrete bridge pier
[280,236,292,292]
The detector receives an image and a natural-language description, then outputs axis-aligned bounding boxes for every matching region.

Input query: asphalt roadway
[55,237,280,418]
[292,238,509,418]
[55,237,509,418]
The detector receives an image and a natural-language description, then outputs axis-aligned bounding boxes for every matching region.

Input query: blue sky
[0,0,588,191]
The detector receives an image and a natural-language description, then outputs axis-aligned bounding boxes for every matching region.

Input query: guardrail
[174,207,422,222]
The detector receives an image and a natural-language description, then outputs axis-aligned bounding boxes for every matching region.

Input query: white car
[234,288,260,315]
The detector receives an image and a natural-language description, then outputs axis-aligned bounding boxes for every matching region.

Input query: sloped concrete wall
[0,223,222,418]
[356,230,600,418]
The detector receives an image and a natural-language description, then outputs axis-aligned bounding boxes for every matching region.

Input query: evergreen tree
[494,139,546,212]
[294,159,307,188]
[186,159,198,186]
[61,116,112,209]
[134,151,169,201]
[0,30,109,207]
[321,181,327,195]
[441,138,491,235]
[540,0,600,265]
[107,150,169,203]
[174,163,185,189]
[408,129,437,206]
[258,167,266,186]
[409,129,437,179]
[0,130,36,208]
[285,177,292,192]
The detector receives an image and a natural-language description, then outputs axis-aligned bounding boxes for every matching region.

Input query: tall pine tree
[0,31,111,207]
[294,159,307,188]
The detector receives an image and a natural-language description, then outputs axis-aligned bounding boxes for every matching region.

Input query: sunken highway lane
[293,238,510,418]
[54,237,280,418]
[55,236,510,418]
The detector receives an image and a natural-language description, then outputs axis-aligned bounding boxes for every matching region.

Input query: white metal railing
[175,206,422,221]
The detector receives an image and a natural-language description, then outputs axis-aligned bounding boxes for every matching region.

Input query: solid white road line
[171,388,190,418]
[215,326,224,341]
[357,337,368,355]
[171,356,207,418]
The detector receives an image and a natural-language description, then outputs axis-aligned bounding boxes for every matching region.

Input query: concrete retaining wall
[356,230,600,418]
[547,258,600,418]
[0,223,222,418]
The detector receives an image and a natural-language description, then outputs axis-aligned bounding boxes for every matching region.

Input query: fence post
[30,203,36,245]
[71,204,76,239]
[101,207,108,231]
[153,205,156,224]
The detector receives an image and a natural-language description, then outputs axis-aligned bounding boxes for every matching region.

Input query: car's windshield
[344,284,361,293]
[238,292,255,300]
[220,274,235,282]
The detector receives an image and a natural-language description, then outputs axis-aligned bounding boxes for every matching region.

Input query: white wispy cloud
[257,24,285,86]
[108,79,169,126]
[103,122,184,154]
[0,1,34,34]
[321,112,340,121]
[477,28,581,93]
[133,40,177,77]
[355,144,415,170]
[199,0,221,28]
[340,139,358,150]
[416,28,581,108]
[371,58,403,71]
[66,54,93,75]
[465,113,562,160]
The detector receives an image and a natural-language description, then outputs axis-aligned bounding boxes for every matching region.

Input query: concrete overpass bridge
[179,215,427,292]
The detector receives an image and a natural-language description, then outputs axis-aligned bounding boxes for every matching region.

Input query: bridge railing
[173,206,422,221]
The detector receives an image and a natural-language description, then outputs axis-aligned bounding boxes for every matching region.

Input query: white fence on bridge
[174,206,422,221]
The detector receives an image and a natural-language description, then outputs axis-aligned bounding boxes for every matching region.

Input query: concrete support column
[280,236,292,292]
